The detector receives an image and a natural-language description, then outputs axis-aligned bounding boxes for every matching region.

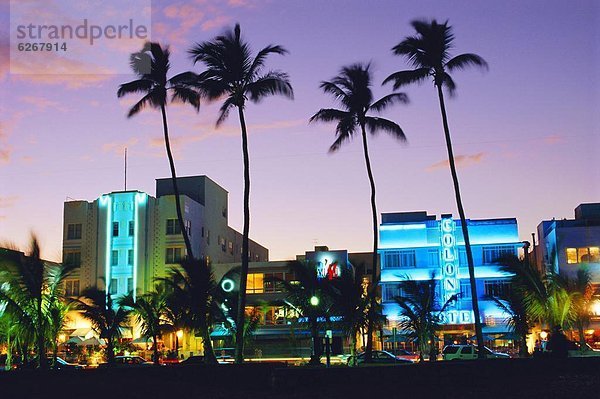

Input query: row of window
[246,272,295,294]
[111,249,136,266]
[566,247,599,264]
[108,277,133,295]
[382,245,516,269]
[381,279,509,302]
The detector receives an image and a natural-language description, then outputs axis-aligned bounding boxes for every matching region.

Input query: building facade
[379,211,522,345]
[62,175,268,298]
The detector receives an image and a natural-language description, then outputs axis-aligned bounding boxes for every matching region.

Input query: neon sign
[316,258,341,280]
[440,218,459,303]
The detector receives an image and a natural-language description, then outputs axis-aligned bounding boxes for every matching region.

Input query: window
[109,279,118,295]
[128,249,134,265]
[65,279,80,297]
[263,272,285,293]
[566,247,600,264]
[166,219,181,235]
[219,236,226,252]
[428,249,440,267]
[185,220,191,236]
[482,245,515,264]
[201,227,205,237]
[111,250,119,266]
[165,247,183,264]
[64,251,81,267]
[383,250,416,268]
[246,273,264,294]
[458,249,467,266]
[460,280,472,300]
[228,241,233,255]
[67,224,82,240]
[484,279,511,298]
[461,347,473,355]
[129,221,134,236]
[112,222,119,237]
[127,278,133,293]
[383,283,403,302]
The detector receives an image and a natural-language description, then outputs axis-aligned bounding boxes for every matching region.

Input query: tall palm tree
[394,274,457,362]
[159,258,218,364]
[0,236,77,369]
[384,20,488,356]
[189,24,293,363]
[73,287,129,366]
[120,286,169,365]
[310,63,407,361]
[117,42,200,259]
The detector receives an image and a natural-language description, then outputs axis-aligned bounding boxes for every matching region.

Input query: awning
[385,334,412,343]
[470,334,498,341]
[64,336,83,345]
[498,332,520,341]
[70,328,92,338]
[78,337,106,346]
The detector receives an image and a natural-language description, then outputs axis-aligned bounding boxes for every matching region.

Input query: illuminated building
[62,175,268,298]
[534,203,600,340]
[535,203,600,280]
[212,246,374,358]
[379,211,522,344]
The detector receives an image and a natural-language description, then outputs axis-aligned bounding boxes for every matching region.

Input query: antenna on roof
[124,147,127,191]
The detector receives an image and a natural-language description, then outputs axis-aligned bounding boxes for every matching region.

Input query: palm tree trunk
[435,84,485,359]
[350,334,357,367]
[202,327,218,364]
[152,334,160,365]
[37,298,47,370]
[577,322,587,353]
[235,106,251,364]
[360,123,378,363]
[106,336,115,365]
[310,317,320,365]
[52,340,59,370]
[160,104,194,260]
[520,332,529,357]
[6,331,11,370]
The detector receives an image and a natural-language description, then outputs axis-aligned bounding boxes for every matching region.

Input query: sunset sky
[0,0,598,262]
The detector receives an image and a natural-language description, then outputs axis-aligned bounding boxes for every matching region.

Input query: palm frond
[382,68,431,90]
[446,53,488,72]
[369,93,409,113]
[364,116,406,141]
[246,71,294,103]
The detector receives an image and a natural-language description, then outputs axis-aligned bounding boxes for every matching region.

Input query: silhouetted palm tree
[384,19,488,356]
[0,236,77,369]
[120,286,169,365]
[394,274,457,362]
[117,42,200,259]
[311,63,407,361]
[563,268,593,349]
[489,292,530,357]
[189,24,293,363]
[73,287,129,366]
[277,260,334,365]
[159,258,218,364]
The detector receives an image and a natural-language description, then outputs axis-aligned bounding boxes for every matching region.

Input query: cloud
[102,137,140,155]
[426,152,487,172]
[201,15,232,31]
[0,195,19,208]
[19,95,68,112]
[544,134,564,145]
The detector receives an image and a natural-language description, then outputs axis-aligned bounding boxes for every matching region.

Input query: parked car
[395,349,419,362]
[179,355,205,365]
[348,350,414,365]
[98,356,154,368]
[567,341,600,358]
[53,357,85,370]
[442,345,510,360]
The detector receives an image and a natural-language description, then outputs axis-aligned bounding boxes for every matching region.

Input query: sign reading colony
[439,217,474,325]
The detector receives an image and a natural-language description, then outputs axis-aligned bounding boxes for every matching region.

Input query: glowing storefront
[379,211,522,344]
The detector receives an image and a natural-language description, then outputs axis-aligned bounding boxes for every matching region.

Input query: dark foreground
[2,358,599,398]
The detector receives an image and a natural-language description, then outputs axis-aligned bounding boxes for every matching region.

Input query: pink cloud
[201,15,232,31]
[19,95,68,112]
[544,134,564,145]
[426,152,487,172]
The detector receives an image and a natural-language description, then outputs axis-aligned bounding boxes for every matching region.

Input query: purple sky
[0,0,599,262]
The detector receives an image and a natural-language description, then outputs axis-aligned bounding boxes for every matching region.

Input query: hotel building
[62,175,268,298]
[379,211,522,345]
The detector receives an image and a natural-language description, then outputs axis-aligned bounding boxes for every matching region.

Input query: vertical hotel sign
[440,218,459,303]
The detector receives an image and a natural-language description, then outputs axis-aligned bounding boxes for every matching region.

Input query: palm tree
[489,292,530,357]
[384,19,488,356]
[0,236,77,369]
[159,258,218,364]
[189,24,293,363]
[73,287,129,366]
[117,42,200,259]
[310,63,407,361]
[276,260,334,365]
[563,268,593,350]
[330,264,381,367]
[394,274,457,362]
[120,286,169,365]
[47,299,71,369]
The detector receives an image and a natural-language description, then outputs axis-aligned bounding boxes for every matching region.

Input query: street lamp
[309,294,320,365]
[310,295,320,307]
